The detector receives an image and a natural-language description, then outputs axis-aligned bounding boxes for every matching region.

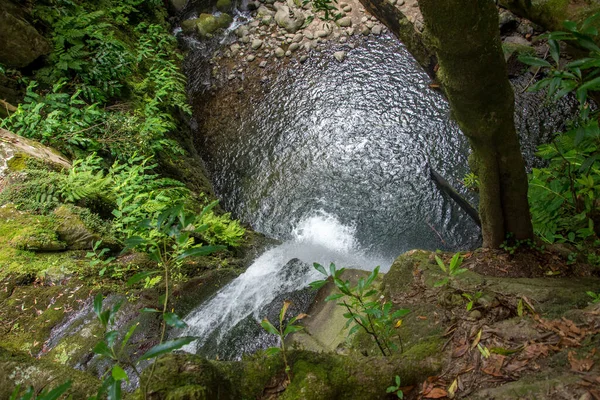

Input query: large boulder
[274,4,305,33]
[0,1,51,68]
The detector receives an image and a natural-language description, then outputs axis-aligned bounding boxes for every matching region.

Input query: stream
[177,28,578,359]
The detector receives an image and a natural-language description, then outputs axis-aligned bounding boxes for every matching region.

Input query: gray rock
[300,55,308,63]
[304,31,314,40]
[285,50,292,56]
[333,51,346,62]
[170,0,188,11]
[366,21,374,29]
[337,17,352,27]
[397,0,405,5]
[262,15,273,25]
[293,34,303,42]
[371,24,383,35]
[235,26,250,37]
[216,0,233,12]
[230,43,241,55]
[247,54,256,62]
[257,5,274,17]
[181,18,198,34]
[339,36,347,43]
[240,36,251,43]
[315,29,329,38]
[251,39,264,50]
[360,16,368,23]
[360,26,370,36]
[504,35,531,47]
[342,5,352,12]
[289,42,301,52]
[259,60,268,68]
[274,5,306,33]
[275,47,285,57]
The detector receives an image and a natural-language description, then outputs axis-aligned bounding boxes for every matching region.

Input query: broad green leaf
[548,39,560,65]
[176,245,225,260]
[127,271,159,286]
[279,300,291,323]
[138,337,197,361]
[518,55,552,68]
[433,278,449,287]
[123,236,146,250]
[329,262,337,277]
[579,75,600,92]
[120,323,139,353]
[435,256,446,273]
[111,365,128,382]
[283,324,304,336]
[39,381,72,400]
[93,341,113,359]
[325,293,344,302]
[107,378,121,400]
[94,293,103,321]
[265,347,281,356]
[260,319,279,336]
[313,262,327,276]
[105,331,119,347]
[164,312,187,329]
[309,280,327,290]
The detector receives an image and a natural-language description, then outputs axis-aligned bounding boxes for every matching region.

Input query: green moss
[196,14,220,37]
[6,154,28,171]
[216,0,232,12]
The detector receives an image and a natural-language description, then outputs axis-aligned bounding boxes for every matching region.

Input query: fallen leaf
[418,316,428,320]
[482,354,505,377]
[471,329,482,350]
[452,344,468,358]
[424,387,448,399]
[447,379,458,399]
[569,350,595,372]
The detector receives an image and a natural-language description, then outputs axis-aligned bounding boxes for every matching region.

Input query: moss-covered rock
[216,13,233,29]
[181,18,198,34]
[0,347,99,399]
[196,14,220,37]
[216,0,233,12]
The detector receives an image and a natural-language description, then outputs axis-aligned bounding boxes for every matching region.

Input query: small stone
[275,47,285,57]
[300,55,308,63]
[347,27,355,36]
[333,31,341,39]
[342,5,352,12]
[333,51,346,62]
[360,26,370,35]
[259,60,268,67]
[240,36,250,43]
[247,54,256,62]
[289,42,301,52]
[339,36,347,43]
[261,76,269,83]
[372,24,383,35]
[293,33,303,43]
[361,16,368,23]
[230,43,241,55]
[286,38,293,43]
[348,43,355,49]
[262,15,273,25]
[337,16,352,27]
[251,39,264,50]
[304,31,314,40]
[366,21,374,29]
[285,50,292,57]
[468,310,483,320]
[412,1,418,6]
[228,74,236,80]
[315,29,329,38]
[397,0,405,4]
[387,0,397,4]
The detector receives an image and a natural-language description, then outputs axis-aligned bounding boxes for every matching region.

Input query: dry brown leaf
[504,358,529,373]
[482,354,506,377]
[452,344,468,358]
[424,388,448,399]
[569,350,596,372]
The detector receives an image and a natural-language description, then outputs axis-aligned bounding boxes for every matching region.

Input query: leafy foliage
[433,252,467,287]
[9,381,72,400]
[519,15,600,261]
[386,375,404,399]
[310,263,409,356]
[260,300,307,382]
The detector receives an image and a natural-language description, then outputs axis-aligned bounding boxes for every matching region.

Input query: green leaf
[126,271,159,286]
[265,347,281,356]
[548,39,560,65]
[94,293,103,321]
[435,256,446,273]
[176,245,225,260]
[313,262,327,276]
[124,236,146,250]
[120,323,138,353]
[579,75,600,92]
[93,341,113,359]
[260,319,279,336]
[107,378,121,400]
[329,262,337,277]
[309,280,327,290]
[39,381,72,400]
[111,365,128,382]
[138,337,197,361]
[518,55,552,68]
[105,331,119,348]
[433,278,449,288]
[324,293,344,302]
[283,324,304,336]
[164,312,187,329]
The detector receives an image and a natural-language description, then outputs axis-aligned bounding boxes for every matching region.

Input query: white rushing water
[181,210,391,353]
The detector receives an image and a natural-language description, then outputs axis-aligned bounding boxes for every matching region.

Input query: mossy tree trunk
[419,0,533,248]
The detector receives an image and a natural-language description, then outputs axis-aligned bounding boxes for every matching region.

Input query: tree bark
[419,0,533,248]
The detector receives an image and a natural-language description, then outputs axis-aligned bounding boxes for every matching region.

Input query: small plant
[434,253,467,287]
[386,375,404,399]
[303,0,341,20]
[87,240,116,276]
[586,290,600,304]
[9,381,72,400]
[462,291,483,312]
[463,172,480,191]
[310,263,410,356]
[260,300,307,383]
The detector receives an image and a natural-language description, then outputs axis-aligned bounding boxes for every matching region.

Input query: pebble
[339,36,347,43]
[412,1,418,6]
[275,47,285,57]
[388,0,397,4]
[299,55,308,63]
[259,60,267,68]
[342,5,352,12]
[251,39,264,50]
[247,54,256,62]
[337,16,352,27]
[304,31,314,40]
[333,51,346,62]
[230,43,241,54]
[397,0,405,5]
[316,30,329,38]
[261,76,268,83]
[285,50,292,57]
[366,21,374,29]
[360,26,370,35]
[372,25,383,35]
[361,16,368,23]
[289,42,301,52]
[293,33,303,43]
[228,74,236,80]
[262,15,273,25]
